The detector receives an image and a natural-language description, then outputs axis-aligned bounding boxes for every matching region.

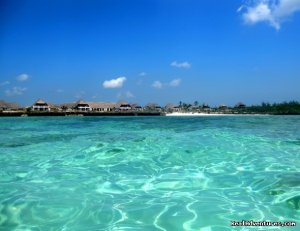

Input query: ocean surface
[0,116,299,231]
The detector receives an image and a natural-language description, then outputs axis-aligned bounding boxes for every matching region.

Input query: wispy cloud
[16,73,30,82]
[56,89,64,93]
[169,78,181,87]
[139,72,147,76]
[75,90,85,99]
[238,0,300,30]
[5,87,27,96]
[126,91,134,98]
[152,79,181,89]
[103,77,126,88]
[152,81,163,89]
[0,81,10,86]
[171,61,191,69]
[117,91,135,99]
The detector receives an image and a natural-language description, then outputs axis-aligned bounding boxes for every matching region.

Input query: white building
[32,99,50,111]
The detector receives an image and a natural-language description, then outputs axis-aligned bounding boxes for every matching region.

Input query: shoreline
[1,111,299,117]
[165,112,270,116]
[0,112,162,117]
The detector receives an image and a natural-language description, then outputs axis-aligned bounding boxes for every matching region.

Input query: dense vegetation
[241,101,300,115]
[175,101,300,115]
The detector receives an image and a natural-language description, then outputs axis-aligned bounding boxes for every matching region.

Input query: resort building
[145,103,162,111]
[74,100,91,111]
[202,103,210,109]
[89,102,115,112]
[119,103,132,111]
[131,104,143,111]
[0,100,9,111]
[219,104,227,110]
[74,100,116,112]
[32,99,50,111]
[165,103,180,112]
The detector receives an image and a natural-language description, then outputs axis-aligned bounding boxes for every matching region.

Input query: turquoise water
[0,116,299,231]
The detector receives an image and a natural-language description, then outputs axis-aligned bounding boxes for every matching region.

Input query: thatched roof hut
[74,100,91,111]
[165,103,180,112]
[235,102,246,108]
[0,100,20,111]
[32,99,50,111]
[219,104,227,109]
[33,99,48,106]
[145,103,161,111]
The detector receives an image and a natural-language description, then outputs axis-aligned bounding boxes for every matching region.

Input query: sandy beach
[165,112,266,116]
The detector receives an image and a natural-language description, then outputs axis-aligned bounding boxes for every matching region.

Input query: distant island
[1,99,300,116]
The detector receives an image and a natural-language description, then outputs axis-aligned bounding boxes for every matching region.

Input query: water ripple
[0,116,300,230]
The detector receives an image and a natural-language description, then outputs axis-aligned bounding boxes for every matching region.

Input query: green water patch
[286,195,300,210]
[0,133,79,148]
[107,148,126,154]
[96,142,104,148]
[268,189,286,196]
[284,139,300,146]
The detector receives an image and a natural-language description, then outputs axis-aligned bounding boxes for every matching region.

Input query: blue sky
[1,0,300,106]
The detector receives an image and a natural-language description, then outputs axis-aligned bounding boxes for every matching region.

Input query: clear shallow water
[0,116,299,231]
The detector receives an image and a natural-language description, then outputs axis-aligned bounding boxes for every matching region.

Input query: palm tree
[179,101,182,108]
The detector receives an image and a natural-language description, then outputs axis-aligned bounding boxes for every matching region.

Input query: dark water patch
[96,143,104,148]
[0,142,29,148]
[265,173,300,200]
[284,139,300,146]
[74,154,86,159]
[267,189,286,196]
[133,137,146,142]
[276,173,300,187]
[107,148,125,154]
[286,195,300,210]
[0,133,79,148]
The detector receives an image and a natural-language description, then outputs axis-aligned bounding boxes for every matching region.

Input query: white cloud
[56,89,63,93]
[0,81,10,86]
[169,78,181,87]
[126,91,134,98]
[239,0,300,30]
[171,61,191,69]
[103,77,126,89]
[152,81,163,89]
[16,74,30,81]
[5,87,27,96]
[139,72,147,76]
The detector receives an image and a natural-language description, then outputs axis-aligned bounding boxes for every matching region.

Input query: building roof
[131,103,142,108]
[115,101,129,108]
[219,104,227,108]
[120,104,131,107]
[34,99,47,105]
[60,102,77,108]
[145,103,160,108]
[165,103,179,109]
[88,102,116,109]
[76,100,88,105]
[0,100,20,109]
[235,102,246,107]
